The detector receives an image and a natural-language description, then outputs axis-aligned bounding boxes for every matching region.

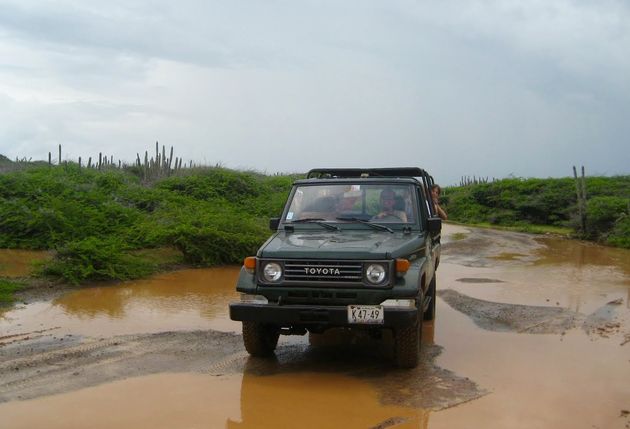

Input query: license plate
[347,305,384,324]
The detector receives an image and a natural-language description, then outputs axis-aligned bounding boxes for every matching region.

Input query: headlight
[262,262,283,282]
[365,264,386,285]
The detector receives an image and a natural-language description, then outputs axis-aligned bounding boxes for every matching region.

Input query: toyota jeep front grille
[284,260,363,283]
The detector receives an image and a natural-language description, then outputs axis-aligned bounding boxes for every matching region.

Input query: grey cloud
[0,2,233,68]
[0,0,629,183]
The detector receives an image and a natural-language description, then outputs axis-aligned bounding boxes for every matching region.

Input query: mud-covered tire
[242,321,279,357]
[394,313,422,368]
[424,274,437,321]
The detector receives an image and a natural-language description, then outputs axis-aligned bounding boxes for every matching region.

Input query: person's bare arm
[434,203,447,220]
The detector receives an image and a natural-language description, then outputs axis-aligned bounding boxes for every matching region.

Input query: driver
[373,189,408,222]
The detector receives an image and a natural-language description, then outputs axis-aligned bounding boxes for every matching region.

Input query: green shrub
[156,198,270,265]
[585,196,629,241]
[0,167,144,249]
[156,168,260,203]
[246,175,293,217]
[460,178,576,226]
[171,226,265,265]
[443,191,489,223]
[0,278,23,305]
[487,209,519,225]
[444,176,630,247]
[607,215,630,248]
[42,237,156,284]
[0,164,295,283]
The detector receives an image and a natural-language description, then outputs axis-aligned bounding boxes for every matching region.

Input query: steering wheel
[372,212,404,222]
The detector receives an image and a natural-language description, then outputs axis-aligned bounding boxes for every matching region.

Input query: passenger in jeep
[373,188,408,222]
[431,184,448,220]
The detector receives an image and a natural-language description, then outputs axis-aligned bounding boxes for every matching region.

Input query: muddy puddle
[1,224,630,429]
[442,225,630,314]
[0,249,51,278]
[0,372,429,429]
[0,267,243,339]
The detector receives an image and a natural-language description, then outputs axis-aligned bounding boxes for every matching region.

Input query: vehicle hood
[258,230,425,260]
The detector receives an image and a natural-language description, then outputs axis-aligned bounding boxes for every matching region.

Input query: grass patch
[0,278,23,305]
[450,232,469,241]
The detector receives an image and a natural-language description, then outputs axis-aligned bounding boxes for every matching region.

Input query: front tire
[394,310,422,368]
[424,274,437,321]
[242,321,279,357]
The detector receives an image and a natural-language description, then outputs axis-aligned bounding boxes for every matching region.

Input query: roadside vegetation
[0,154,628,305]
[0,278,23,304]
[0,162,294,288]
[442,176,630,248]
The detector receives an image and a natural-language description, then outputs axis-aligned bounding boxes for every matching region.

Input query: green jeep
[229,168,442,368]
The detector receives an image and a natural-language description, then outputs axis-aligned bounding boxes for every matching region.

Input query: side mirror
[427,217,442,234]
[269,217,280,231]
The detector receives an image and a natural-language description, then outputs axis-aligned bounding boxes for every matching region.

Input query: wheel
[424,274,436,321]
[242,321,279,357]
[394,308,422,368]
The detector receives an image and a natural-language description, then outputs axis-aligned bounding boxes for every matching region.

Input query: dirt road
[1,225,629,428]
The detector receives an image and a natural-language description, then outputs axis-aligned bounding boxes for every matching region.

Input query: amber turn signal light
[244,256,256,273]
[395,258,410,274]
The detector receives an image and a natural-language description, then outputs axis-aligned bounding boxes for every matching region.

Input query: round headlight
[365,264,386,285]
[263,262,283,282]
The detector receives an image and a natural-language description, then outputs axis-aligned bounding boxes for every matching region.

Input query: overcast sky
[0,0,628,185]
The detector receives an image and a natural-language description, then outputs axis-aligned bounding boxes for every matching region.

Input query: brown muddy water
[0,249,51,278]
[1,225,629,429]
[0,268,242,338]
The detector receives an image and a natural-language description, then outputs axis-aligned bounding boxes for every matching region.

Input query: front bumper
[229,302,418,328]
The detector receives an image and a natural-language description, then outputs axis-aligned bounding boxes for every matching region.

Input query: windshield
[283,183,418,224]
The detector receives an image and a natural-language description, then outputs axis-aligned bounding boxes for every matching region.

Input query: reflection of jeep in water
[229,168,441,368]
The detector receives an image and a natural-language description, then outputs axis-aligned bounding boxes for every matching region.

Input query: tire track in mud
[438,289,627,337]
[0,330,242,403]
[0,336,133,371]
[0,336,138,402]
[0,327,61,344]
[2,328,488,411]
[442,227,543,267]
[368,416,410,429]
[205,350,250,375]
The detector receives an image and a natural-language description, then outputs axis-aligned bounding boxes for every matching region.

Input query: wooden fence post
[573,165,587,234]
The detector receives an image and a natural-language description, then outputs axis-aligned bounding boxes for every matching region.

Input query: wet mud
[582,298,625,338]
[456,277,505,284]
[439,288,627,337]
[0,330,242,403]
[0,249,51,278]
[442,227,543,267]
[438,288,582,333]
[0,325,486,411]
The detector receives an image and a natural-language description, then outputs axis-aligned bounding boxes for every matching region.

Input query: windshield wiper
[336,217,394,233]
[290,218,340,231]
